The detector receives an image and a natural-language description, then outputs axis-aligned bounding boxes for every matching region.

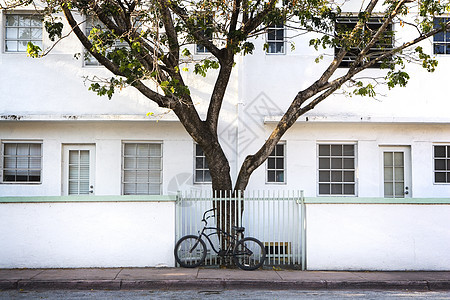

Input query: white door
[381,146,412,198]
[62,145,95,195]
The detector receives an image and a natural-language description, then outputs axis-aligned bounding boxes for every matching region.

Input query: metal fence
[176,190,304,268]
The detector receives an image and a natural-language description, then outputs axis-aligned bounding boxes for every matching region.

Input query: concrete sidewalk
[1,268,449,291]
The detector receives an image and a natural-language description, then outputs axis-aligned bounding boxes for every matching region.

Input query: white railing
[176,190,304,268]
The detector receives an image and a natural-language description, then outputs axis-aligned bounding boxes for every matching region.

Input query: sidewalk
[1,268,449,291]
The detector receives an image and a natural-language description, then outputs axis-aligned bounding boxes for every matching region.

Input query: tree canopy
[2,0,450,193]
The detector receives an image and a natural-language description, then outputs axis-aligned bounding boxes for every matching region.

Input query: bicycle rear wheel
[174,235,207,268]
[232,237,266,270]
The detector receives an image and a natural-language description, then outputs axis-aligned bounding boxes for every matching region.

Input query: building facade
[1,4,449,199]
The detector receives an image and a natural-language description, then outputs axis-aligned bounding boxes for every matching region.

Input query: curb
[2,279,450,291]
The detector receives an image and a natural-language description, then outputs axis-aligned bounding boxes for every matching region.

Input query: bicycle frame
[194,208,240,257]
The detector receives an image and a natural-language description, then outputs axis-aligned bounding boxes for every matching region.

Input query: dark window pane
[343,158,354,169]
[196,144,204,156]
[196,157,204,169]
[268,157,275,169]
[276,158,284,169]
[435,159,446,170]
[331,171,342,182]
[331,184,342,194]
[343,171,354,182]
[319,158,330,169]
[435,172,446,183]
[319,145,330,156]
[204,170,212,182]
[276,144,284,156]
[434,44,445,54]
[195,170,204,182]
[343,145,354,156]
[331,158,342,169]
[343,184,355,195]
[435,146,446,157]
[331,145,342,156]
[268,29,276,40]
[276,171,284,182]
[434,31,445,42]
[319,171,330,182]
[447,160,450,170]
[319,184,330,194]
[268,170,276,182]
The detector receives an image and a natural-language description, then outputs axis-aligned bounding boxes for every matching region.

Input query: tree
[2,0,449,193]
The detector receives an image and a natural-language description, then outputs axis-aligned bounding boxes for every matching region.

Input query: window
[195,14,213,54]
[267,143,285,183]
[266,23,285,54]
[84,15,129,66]
[5,14,42,52]
[194,144,211,183]
[2,142,42,183]
[335,17,393,68]
[318,144,355,195]
[122,143,162,195]
[434,145,450,183]
[84,15,105,66]
[433,18,450,55]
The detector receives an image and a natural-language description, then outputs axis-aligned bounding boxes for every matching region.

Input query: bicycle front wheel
[174,235,207,268]
[232,237,266,270]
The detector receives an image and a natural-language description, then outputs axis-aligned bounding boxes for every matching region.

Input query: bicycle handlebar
[202,208,216,225]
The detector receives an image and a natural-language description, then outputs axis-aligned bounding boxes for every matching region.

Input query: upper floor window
[194,144,211,183]
[267,143,285,183]
[433,17,450,55]
[5,14,42,52]
[335,17,393,68]
[122,142,162,195]
[195,14,213,54]
[266,23,285,54]
[2,142,42,183]
[434,145,450,183]
[318,144,356,195]
[84,15,129,66]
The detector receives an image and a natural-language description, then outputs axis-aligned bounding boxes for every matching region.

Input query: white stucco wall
[306,204,450,271]
[0,201,175,268]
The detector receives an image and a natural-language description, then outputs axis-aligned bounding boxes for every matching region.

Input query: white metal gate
[176,190,304,268]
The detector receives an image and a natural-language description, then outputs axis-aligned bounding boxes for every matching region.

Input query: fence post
[300,190,306,270]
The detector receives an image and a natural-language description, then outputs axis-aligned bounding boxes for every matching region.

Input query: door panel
[62,145,95,195]
[381,146,411,198]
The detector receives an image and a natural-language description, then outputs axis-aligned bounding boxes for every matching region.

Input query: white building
[0,3,449,270]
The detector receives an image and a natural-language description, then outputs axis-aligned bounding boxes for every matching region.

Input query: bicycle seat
[232,226,245,233]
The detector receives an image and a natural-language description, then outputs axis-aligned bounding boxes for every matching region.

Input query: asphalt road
[1,289,450,299]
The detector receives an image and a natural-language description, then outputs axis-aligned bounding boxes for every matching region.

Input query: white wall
[306,204,450,271]
[0,201,175,268]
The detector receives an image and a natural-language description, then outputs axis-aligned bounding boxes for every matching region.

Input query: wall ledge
[0,195,177,203]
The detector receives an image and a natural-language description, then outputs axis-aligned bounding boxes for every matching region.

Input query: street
[1,289,450,300]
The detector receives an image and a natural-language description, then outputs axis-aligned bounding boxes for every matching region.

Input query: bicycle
[174,208,266,270]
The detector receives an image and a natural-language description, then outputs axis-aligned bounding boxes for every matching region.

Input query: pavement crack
[30,269,46,280]
[274,270,283,280]
[114,268,123,280]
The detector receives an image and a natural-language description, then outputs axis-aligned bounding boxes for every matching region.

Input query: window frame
[1,141,43,184]
[121,141,163,195]
[433,17,450,55]
[433,144,450,184]
[4,12,43,53]
[194,13,214,55]
[194,143,212,184]
[83,15,131,67]
[266,142,286,184]
[266,23,285,55]
[317,142,357,196]
[334,16,394,68]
